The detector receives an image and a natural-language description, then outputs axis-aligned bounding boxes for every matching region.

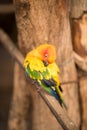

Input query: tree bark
[70,1,87,130]
[9,63,33,130]
[9,0,80,130]
[70,0,87,18]
[79,75,87,130]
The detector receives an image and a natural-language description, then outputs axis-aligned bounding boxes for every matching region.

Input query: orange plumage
[37,44,56,63]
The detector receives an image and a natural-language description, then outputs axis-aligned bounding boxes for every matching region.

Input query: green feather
[38,80,53,94]
[26,65,42,79]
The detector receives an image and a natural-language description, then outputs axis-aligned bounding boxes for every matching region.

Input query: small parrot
[24,44,66,108]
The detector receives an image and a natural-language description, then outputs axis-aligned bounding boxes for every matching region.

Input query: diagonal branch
[0,28,78,130]
[0,4,15,14]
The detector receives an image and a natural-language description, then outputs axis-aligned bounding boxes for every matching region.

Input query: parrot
[24,43,66,108]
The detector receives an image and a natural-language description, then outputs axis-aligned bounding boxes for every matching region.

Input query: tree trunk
[9,62,33,130]
[70,1,87,130]
[9,0,80,130]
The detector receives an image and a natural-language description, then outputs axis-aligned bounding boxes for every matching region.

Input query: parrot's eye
[45,53,48,58]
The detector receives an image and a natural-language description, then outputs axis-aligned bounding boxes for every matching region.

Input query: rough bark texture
[71,14,87,60]
[9,0,80,130]
[71,18,87,130]
[79,76,87,130]
[70,1,87,130]
[70,0,87,18]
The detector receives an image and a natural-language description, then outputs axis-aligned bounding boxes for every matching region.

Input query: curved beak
[43,60,48,66]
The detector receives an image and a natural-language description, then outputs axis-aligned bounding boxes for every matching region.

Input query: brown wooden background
[0,0,87,130]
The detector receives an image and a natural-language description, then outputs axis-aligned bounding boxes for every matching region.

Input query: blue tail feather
[50,88,62,106]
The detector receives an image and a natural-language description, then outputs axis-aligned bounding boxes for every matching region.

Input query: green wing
[26,65,42,80]
[25,64,56,95]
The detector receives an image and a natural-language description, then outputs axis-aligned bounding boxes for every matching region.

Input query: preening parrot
[24,44,66,108]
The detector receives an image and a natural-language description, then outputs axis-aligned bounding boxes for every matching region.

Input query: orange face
[37,44,56,64]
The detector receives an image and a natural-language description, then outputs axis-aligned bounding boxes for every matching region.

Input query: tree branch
[0,4,15,14]
[0,28,78,130]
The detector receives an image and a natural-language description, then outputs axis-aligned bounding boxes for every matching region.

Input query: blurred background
[0,0,87,130]
[0,0,17,130]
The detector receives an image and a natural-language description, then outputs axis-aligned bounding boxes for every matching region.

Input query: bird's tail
[55,86,67,109]
[38,80,67,109]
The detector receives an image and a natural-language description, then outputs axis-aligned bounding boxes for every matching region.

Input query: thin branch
[0,28,78,130]
[0,29,24,67]
[0,4,15,14]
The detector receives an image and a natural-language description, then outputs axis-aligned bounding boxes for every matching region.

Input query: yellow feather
[47,63,60,86]
[24,56,46,72]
